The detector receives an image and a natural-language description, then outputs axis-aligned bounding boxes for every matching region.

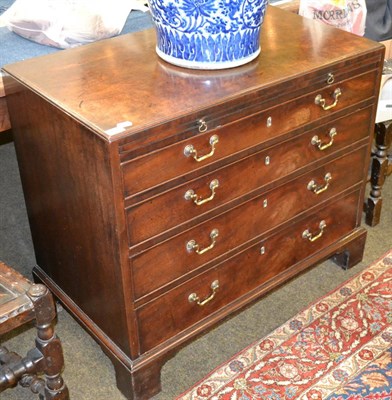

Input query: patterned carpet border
[177,250,392,400]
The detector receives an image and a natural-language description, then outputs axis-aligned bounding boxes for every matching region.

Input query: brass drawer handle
[311,128,337,151]
[315,88,341,111]
[188,280,219,306]
[302,220,327,242]
[184,179,219,206]
[184,135,219,162]
[307,173,332,195]
[186,229,219,255]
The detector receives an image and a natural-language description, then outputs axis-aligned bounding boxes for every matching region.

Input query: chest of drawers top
[3,7,383,146]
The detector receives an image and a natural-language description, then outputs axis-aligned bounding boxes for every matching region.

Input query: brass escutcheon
[327,73,335,84]
[198,119,208,133]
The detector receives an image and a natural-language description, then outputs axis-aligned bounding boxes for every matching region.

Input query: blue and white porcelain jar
[148,0,269,69]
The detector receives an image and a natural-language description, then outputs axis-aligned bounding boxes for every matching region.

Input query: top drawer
[121,69,377,199]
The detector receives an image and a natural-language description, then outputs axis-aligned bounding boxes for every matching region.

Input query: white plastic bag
[0,0,148,49]
[299,0,367,36]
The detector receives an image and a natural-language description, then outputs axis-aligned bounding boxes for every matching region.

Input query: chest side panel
[4,80,133,356]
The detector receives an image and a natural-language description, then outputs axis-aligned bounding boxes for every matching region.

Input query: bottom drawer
[136,190,360,353]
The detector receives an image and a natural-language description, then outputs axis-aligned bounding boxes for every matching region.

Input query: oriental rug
[177,250,392,400]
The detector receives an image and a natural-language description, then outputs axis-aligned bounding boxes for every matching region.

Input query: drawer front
[131,146,367,299]
[126,107,372,244]
[121,70,376,198]
[136,190,360,352]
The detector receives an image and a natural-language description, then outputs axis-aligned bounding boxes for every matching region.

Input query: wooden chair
[365,121,392,226]
[365,56,392,226]
[0,261,69,399]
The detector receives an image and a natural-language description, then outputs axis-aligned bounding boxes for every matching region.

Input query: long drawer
[136,189,361,352]
[121,70,377,198]
[130,145,367,299]
[126,107,372,244]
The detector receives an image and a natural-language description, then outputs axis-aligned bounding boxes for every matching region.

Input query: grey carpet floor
[1,140,391,400]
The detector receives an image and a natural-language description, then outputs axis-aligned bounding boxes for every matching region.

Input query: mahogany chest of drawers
[3,7,384,400]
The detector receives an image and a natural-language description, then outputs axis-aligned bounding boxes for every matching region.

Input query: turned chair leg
[0,283,69,400]
[27,284,69,400]
[365,122,392,226]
